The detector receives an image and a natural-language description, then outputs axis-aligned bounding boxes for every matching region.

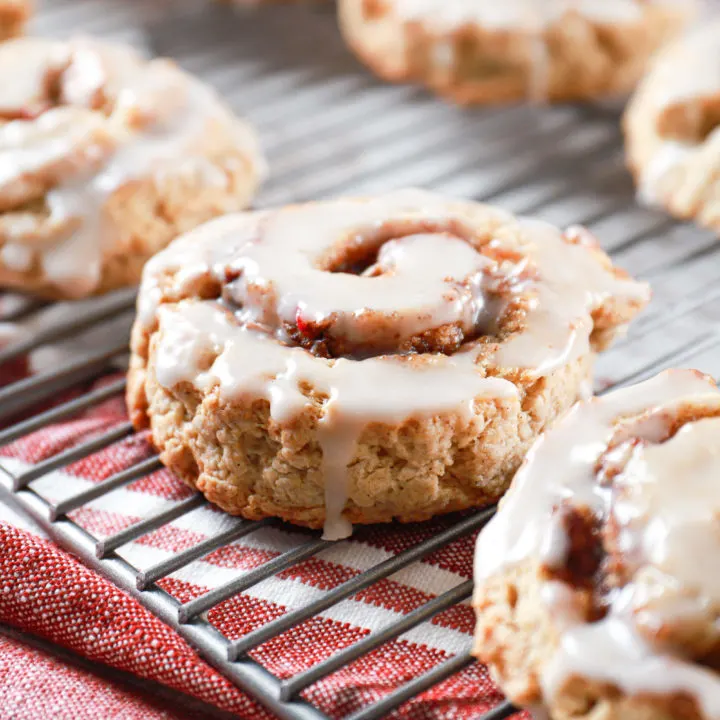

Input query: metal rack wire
[1,1,719,719]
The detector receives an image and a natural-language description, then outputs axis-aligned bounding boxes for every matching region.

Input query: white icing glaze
[141,190,648,370]
[638,140,694,207]
[139,189,648,539]
[230,228,494,348]
[613,417,720,602]
[393,0,650,30]
[154,300,519,540]
[635,20,720,206]
[544,616,720,719]
[392,0,676,100]
[0,242,33,272]
[0,38,65,117]
[475,369,720,715]
[0,37,264,297]
[650,20,720,110]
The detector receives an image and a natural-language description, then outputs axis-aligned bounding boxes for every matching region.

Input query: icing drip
[0,38,263,296]
[154,302,517,540]
[140,189,648,539]
[475,370,720,715]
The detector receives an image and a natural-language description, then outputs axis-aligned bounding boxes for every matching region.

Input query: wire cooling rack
[1,2,719,719]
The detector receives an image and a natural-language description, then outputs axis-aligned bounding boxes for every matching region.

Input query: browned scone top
[339,0,696,104]
[0,36,265,300]
[0,0,30,41]
[474,368,720,720]
[127,189,648,540]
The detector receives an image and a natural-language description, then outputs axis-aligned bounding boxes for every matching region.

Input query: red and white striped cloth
[0,375,514,719]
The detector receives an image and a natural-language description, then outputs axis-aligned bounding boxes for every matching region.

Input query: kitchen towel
[0,375,511,720]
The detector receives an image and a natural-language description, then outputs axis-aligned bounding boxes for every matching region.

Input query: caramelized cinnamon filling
[282,316,473,359]
[0,49,104,122]
[659,100,720,144]
[544,504,605,601]
[214,224,537,361]
[220,282,507,361]
[541,406,720,669]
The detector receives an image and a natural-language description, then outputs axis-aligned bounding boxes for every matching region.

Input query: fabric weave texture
[0,375,514,719]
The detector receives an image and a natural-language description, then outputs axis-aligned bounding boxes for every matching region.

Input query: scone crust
[0,126,261,300]
[473,371,720,720]
[339,0,695,104]
[475,560,709,720]
[0,37,264,300]
[127,191,648,533]
[129,345,591,529]
[0,0,30,41]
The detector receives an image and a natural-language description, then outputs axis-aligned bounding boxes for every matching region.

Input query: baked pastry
[0,37,265,300]
[0,0,29,42]
[474,368,720,720]
[338,0,696,105]
[625,20,720,231]
[128,189,649,540]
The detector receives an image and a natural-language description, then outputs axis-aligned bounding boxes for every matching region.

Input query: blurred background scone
[0,0,30,41]
[625,20,720,232]
[339,0,697,105]
[128,189,648,540]
[0,37,265,300]
[474,369,720,720]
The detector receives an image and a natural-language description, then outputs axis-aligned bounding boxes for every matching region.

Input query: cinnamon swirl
[0,37,265,300]
[128,189,648,540]
[474,369,720,720]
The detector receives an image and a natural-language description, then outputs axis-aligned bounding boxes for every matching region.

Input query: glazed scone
[474,369,720,720]
[339,0,696,104]
[127,189,649,540]
[625,20,720,231]
[0,0,29,41]
[0,37,265,300]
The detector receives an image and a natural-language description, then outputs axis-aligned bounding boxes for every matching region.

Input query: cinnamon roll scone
[338,0,695,105]
[626,20,720,231]
[0,1,29,41]
[0,37,265,300]
[474,369,720,720]
[128,189,648,540]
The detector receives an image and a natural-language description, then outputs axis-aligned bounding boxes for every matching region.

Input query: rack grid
[1,2,719,719]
